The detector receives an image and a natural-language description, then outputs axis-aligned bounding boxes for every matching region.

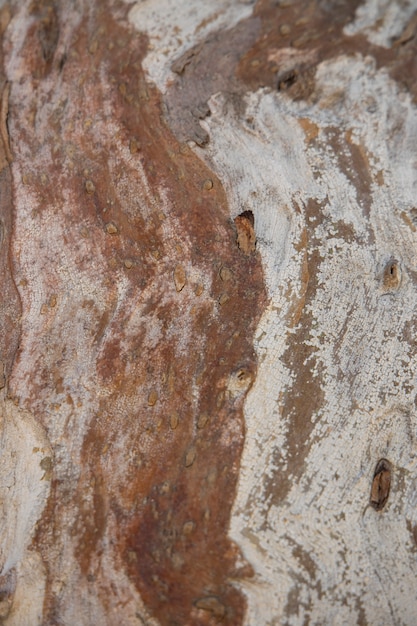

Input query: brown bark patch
[264,198,330,503]
[8,2,266,624]
[327,128,374,219]
[0,166,20,390]
[0,8,20,395]
[237,0,365,93]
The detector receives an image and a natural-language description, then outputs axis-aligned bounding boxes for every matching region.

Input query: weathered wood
[1,1,417,624]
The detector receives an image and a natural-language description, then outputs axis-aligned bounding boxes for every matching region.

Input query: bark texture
[1,1,417,625]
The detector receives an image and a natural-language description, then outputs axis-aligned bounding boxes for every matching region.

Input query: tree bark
[1,1,417,624]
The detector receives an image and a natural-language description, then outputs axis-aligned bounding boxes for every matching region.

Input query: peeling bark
[1,1,417,625]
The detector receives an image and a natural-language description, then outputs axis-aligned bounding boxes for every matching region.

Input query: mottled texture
[1,1,265,625]
[2,0,417,625]
[0,5,20,394]
[134,0,417,624]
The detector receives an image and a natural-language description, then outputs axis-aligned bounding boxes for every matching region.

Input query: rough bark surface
[1,1,417,625]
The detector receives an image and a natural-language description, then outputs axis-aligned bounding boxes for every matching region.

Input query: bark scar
[1,82,12,164]
[370,458,391,511]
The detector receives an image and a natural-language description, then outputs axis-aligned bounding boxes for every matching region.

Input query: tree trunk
[1,1,417,624]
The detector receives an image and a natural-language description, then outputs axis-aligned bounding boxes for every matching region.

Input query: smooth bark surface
[1,1,417,625]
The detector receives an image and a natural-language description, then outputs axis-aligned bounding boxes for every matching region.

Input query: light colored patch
[4,553,46,626]
[268,46,318,72]
[0,398,51,575]
[344,0,417,47]
[0,398,51,624]
[195,54,417,624]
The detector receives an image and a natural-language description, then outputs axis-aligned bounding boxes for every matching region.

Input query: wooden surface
[1,1,417,624]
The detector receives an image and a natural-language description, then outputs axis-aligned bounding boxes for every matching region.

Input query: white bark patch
[4,553,46,626]
[0,398,51,625]
[344,0,417,47]
[196,56,417,625]
[0,398,51,574]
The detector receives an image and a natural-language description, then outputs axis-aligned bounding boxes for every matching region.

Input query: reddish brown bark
[4,2,266,624]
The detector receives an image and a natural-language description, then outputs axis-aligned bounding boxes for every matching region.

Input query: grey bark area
[1,1,417,625]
